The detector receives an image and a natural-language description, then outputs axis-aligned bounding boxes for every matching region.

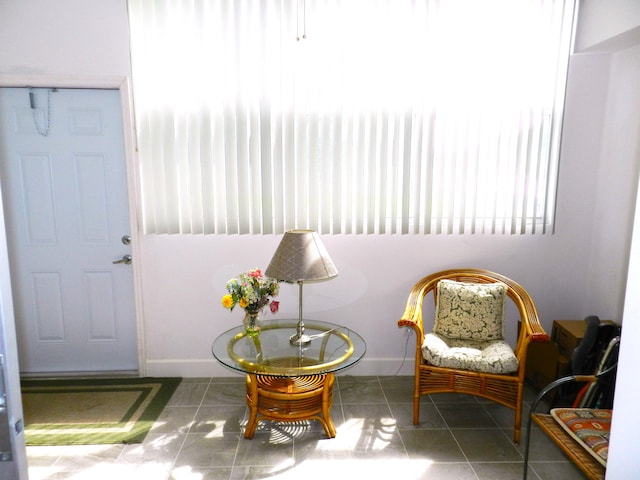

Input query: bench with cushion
[526,406,609,479]
[523,335,620,480]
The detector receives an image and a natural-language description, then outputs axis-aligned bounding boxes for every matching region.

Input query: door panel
[0,87,137,373]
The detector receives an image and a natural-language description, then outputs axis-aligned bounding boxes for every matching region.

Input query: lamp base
[289,333,312,346]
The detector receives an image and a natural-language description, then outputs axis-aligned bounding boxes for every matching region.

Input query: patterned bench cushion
[550,408,612,467]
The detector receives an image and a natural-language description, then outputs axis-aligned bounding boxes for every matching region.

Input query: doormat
[21,377,181,445]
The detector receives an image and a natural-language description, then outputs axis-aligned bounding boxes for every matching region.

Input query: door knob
[113,254,132,265]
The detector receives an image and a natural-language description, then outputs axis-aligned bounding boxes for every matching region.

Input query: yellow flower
[221,294,234,309]
[239,298,249,309]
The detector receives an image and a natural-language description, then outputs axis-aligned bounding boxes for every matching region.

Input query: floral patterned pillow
[434,279,507,341]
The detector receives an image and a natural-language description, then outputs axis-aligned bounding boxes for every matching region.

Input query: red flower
[248,269,262,278]
[270,301,280,313]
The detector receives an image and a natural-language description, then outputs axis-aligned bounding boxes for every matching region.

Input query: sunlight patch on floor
[28,462,170,480]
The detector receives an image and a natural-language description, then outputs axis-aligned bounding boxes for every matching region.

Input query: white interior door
[0,87,137,374]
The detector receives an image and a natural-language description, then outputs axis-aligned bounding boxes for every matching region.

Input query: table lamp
[265,230,338,346]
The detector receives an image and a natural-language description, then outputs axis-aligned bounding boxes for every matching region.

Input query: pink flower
[248,269,262,278]
[270,301,279,313]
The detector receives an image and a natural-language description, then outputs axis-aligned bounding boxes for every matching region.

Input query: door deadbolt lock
[121,235,131,245]
[113,254,132,265]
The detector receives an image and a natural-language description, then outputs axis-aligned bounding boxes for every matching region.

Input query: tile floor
[26,375,586,480]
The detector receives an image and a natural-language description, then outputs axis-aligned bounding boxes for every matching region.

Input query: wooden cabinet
[552,320,591,359]
[525,319,618,390]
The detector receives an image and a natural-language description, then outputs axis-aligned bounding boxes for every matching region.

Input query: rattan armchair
[397,269,549,444]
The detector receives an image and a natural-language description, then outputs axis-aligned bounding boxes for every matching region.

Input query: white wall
[609,112,640,477]
[575,0,640,52]
[601,42,640,480]
[572,2,640,477]
[0,0,131,78]
[0,0,638,379]
[133,1,640,377]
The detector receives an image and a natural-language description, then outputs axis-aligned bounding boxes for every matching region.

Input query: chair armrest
[529,374,597,415]
[397,275,439,340]
[398,317,424,347]
[527,363,617,422]
[530,332,551,343]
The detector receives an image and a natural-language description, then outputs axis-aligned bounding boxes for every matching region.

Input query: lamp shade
[265,230,338,282]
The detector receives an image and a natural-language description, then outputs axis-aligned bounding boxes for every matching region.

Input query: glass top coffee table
[212,319,366,438]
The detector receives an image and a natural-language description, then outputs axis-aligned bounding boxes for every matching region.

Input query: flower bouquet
[221,268,280,335]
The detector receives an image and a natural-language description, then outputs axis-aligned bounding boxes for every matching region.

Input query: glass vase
[243,311,262,337]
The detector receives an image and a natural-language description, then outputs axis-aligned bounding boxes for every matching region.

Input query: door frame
[0,74,146,376]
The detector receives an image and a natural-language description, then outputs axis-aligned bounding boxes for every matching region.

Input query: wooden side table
[212,319,366,438]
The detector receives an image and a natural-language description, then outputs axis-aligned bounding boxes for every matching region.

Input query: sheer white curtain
[128,0,576,235]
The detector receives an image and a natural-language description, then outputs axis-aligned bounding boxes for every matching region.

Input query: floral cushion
[422,333,519,374]
[550,408,611,467]
[434,279,507,341]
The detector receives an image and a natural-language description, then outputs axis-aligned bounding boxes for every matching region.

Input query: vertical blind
[128,0,576,235]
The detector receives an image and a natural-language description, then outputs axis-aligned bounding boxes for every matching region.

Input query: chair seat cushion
[421,333,519,374]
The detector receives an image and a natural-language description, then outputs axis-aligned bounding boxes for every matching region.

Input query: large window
[128,0,576,234]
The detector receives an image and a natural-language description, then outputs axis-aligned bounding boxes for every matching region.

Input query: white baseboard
[144,358,414,378]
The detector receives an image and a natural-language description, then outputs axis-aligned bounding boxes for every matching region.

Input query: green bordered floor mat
[21,377,182,445]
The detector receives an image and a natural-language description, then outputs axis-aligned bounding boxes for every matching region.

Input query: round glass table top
[212,319,366,376]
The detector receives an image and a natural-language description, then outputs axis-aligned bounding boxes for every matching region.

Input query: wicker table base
[244,373,336,439]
